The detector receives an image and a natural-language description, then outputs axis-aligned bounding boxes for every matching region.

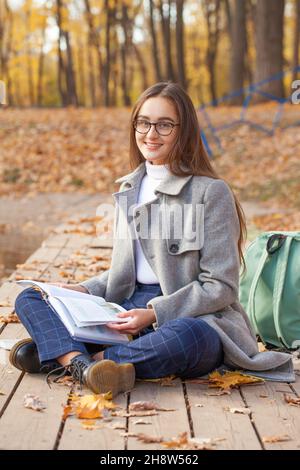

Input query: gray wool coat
[81,163,294,381]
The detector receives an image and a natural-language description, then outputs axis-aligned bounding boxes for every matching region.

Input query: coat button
[170,243,179,253]
[135,210,140,217]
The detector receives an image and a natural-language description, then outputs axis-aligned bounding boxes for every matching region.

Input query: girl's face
[135,96,179,165]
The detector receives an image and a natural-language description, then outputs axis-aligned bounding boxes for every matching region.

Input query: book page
[52,296,128,327]
[17,280,105,302]
[49,297,129,345]
[16,279,129,326]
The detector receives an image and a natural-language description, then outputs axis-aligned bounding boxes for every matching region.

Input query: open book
[17,280,130,345]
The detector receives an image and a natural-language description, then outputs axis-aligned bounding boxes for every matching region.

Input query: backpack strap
[247,246,270,341]
[272,236,293,348]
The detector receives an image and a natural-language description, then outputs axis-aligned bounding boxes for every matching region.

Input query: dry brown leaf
[129,401,175,412]
[224,406,251,415]
[208,371,264,390]
[0,313,20,323]
[122,432,164,444]
[55,376,73,387]
[70,392,117,420]
[23,394,46,412]
[133,419,152,425]
[109,422,126,430]
[262,435,291,443]
[284,394,300,407]
[113,410,159,418]
[162,432,219,450]
[0,300,12,307]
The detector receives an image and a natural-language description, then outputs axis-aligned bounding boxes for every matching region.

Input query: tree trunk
[120,3,131,106]
[37,23,46,106]
[84,0,104,105]
[293,0,300,81]
[228,0,247,104]
[103,0,113,107]
[76,39,86,106]
[110,28,118,107]
[25,4,35,106]
[254,0,285,101]
[133,43,149,92]
[176,0,187,89]
[56,0,78,106]
[0,0,13,105]
[56,0,67,106]
[203,0,221,104]
[87,45,96,107]
[65,31,78,106]
[158,0,176,81]
[148,0,163,81]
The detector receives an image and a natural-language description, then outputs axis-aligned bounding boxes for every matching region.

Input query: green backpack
[239,231,300,349]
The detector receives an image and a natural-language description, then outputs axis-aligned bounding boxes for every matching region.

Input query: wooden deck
[0,219,300,451]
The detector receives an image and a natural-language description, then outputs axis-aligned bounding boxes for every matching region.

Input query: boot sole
[85,360,135,397]
[9,338,35,372]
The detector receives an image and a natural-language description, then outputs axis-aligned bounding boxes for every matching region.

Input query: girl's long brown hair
[129,81,246,268]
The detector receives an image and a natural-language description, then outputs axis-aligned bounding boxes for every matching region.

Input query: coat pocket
[166,237,203,255]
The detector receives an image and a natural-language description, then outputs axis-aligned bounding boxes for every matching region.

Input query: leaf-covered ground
[0,104,299,230]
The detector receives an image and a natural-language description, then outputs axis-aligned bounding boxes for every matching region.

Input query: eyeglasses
[133,119,180,136]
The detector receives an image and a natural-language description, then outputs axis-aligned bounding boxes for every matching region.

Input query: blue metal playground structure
[199,66,300,157]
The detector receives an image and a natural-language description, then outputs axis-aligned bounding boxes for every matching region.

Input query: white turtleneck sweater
[135,161,170,284]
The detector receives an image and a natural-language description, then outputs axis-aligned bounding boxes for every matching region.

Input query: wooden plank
[0,282,23,309]
[89,239,113,249]
[242,381,300,449]
[127,379,190,450]
[25,246,66,263]
[0,372,69,450]
[58,390,127,450]
[41,234,70,249]
[65,235,94,249]
[186,382,261,450]
[0,323,28,412]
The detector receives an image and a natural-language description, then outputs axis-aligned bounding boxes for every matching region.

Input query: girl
[11,82,293,397]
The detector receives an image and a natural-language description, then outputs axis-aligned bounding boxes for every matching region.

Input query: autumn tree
[202,0,222,104]
[176,0,187,89]
[226,0,247,104]
[253,0,285,100]
[0,0,13,104]
[56,0,78,106]
[293,0,300,81]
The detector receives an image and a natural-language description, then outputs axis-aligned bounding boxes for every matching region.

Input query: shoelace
[46,364,71,388]
[46,358,90,388]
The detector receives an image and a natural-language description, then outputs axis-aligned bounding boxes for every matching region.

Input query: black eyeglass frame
[133,119,180,136]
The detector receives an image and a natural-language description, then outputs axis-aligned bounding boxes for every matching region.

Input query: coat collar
[114,162,193,196]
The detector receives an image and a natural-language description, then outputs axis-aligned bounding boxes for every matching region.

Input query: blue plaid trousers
[15,283,223,379]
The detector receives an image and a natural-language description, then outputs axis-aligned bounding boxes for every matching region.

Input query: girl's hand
[48,282,89,294]
[107,308,156,335]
